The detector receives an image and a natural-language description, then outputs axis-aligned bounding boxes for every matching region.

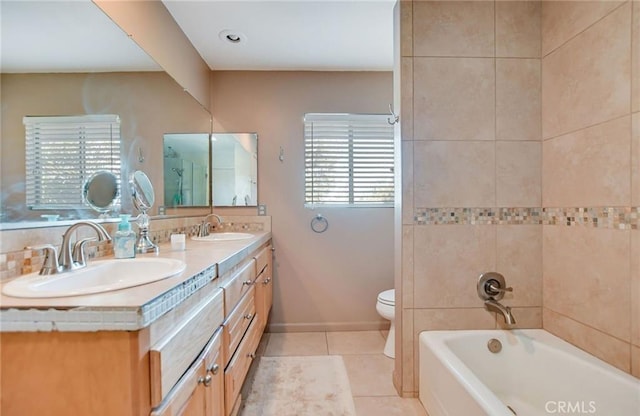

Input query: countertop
[0,231,271,332]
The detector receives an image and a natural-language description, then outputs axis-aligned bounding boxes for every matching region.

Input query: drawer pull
[198,374,212,387]
[244,313,253,320]
[263,277,271,285]
[247,352,256,359]
[242,280,254,286]
[207,363,220,375]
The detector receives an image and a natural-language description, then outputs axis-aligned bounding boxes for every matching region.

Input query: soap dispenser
[114,214,136,259]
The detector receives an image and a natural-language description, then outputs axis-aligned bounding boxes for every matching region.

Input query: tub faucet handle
[488,282,512,294]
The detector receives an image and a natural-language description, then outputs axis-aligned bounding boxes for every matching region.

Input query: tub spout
[485,299,516,325]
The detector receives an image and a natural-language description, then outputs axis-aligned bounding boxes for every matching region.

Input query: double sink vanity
[0,226,273,416]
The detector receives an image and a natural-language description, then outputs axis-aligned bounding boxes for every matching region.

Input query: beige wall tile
[632,345,640,378]
[496,141,541,207]
[413,1,494,57]
[413,308,496,333]
[496,59,541,140]
[541,0,625,56]
[401,58,413,141]
[543,308,631,373]
[414,224,496,308]
[542,3,631,139]
[632,230,640,346]
[402,225,414,308]
[496,307,542,330]
[414,141,496,207]
[401,1,413,57]
[633,1,640,112]
[402,308,415,393]
[542,116,631,207]
[414,58,495,140]
[633,113,640,206]
[402,142,414,225]
[496,0,541,58]
[497,225,542,307]
[543,226,631,342]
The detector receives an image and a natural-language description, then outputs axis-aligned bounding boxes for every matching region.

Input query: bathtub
[419,329,640,416]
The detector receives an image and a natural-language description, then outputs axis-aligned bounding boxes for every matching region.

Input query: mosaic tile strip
[140,264,216,326]
[415,207,544,225]
[415,207,639,230]
[0,216,267,280]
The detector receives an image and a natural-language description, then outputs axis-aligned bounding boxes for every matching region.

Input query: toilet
[376,289,395,358]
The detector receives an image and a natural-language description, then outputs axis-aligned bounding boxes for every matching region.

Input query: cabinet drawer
[150,288,224,407]
[221,259,256,317]
[224,315,262,416]
[152,329,222,416]
[254,245,271,276]
[222,286,256,366]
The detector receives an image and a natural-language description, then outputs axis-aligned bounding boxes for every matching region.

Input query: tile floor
[246,330,427,416]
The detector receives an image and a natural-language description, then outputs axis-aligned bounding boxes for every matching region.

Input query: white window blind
[304,113,394,207]
[24,115,121,210]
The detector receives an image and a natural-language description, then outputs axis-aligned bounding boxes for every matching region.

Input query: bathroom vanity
[0,231,273,416]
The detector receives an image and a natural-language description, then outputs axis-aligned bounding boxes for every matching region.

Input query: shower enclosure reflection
[163,133,210,207]
[162,133,258,208]
[211,133,258,207]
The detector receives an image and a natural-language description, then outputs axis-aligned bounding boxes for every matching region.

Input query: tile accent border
[415,207,639,230]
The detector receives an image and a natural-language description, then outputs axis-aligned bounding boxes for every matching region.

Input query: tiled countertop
[0,231,271,332]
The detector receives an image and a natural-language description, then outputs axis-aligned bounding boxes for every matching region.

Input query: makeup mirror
[130,171,157,254]
[83,170,119,215]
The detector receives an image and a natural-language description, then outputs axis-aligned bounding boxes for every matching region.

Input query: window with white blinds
[24,115,121,210]
[304,113,394,207]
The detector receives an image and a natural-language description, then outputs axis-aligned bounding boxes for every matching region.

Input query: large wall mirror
[162,133,258,208]
[0,1,212,228]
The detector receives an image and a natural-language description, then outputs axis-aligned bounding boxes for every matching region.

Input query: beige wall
[210,71,394,332]
[541,1,639,376]
[398,0,640,397]
[0,72,211,222]
[94,0,211,110]
[399,0,543,396]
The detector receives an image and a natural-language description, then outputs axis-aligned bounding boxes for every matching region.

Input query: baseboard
[267,320,390,333]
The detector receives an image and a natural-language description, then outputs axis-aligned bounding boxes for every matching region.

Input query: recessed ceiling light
[218,30,246,45]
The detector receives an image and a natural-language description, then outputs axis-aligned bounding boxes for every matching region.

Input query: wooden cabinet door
[151,362,206,416]
[204,330,225,416]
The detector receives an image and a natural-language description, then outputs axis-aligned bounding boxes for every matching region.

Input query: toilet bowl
[376,289,395,358]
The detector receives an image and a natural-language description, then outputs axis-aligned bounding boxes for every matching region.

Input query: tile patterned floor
[249,330,428,416]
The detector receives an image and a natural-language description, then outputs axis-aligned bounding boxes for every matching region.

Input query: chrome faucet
[477,272,517,326]
[484,299,517,325]
[33,221,111,275]
[198,214,223,237]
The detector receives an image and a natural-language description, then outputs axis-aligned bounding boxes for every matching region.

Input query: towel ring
[311,214,328,233]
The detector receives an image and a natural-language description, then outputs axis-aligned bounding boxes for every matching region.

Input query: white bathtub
[419,329,640,416]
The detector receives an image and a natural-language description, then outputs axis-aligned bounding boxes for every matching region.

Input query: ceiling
[0,1,161,73]
[162,0,395,71]
[0,0,395,73]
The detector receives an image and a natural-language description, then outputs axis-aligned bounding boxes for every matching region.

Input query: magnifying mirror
[131,170,155,211]
[130,170,158,254]
[83,170,118,216]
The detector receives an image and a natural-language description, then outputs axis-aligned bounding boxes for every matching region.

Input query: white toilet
[376,289,395,358]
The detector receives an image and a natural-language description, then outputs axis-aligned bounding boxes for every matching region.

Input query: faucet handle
[488,283,513,294]
[72,237,97,268]
[27,244,60,275]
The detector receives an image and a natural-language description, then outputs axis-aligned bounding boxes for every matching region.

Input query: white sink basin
[2,257,186,298]
[191,232,253,242]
